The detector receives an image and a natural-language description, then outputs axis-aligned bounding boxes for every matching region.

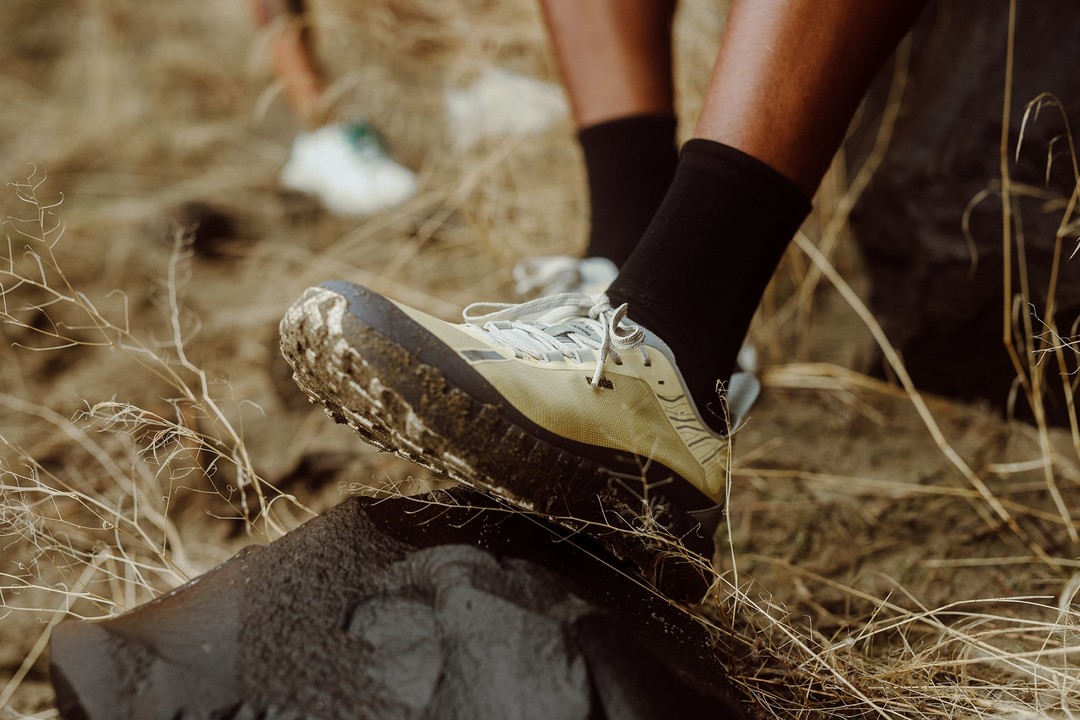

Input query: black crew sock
[607,139,811,432]
[578,113,679,268]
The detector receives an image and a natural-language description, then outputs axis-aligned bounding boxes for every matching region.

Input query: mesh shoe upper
[511,256,761,425]
[390,291,733,503]
[455,293,734,500]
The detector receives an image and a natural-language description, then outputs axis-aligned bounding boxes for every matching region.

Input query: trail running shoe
[280,121,417,216]
[280,282,741,598]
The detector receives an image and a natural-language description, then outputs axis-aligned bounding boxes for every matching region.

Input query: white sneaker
[513,255,619,297]
[280,121,417,216]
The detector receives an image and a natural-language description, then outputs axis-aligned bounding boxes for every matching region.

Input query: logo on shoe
[585,375,614,390]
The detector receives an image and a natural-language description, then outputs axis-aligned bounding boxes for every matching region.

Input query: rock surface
[849,0,1080,424]
[50,490,746,720]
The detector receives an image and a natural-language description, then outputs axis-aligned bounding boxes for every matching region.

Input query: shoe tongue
[499,327,552,353]
[534,305,583,324]
[490,317,600,355]
[542,321,599,344]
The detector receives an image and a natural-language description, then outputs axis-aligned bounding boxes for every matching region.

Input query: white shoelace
[462,293,648,387]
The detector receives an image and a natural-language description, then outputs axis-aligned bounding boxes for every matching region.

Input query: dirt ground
[3,1,1080,717]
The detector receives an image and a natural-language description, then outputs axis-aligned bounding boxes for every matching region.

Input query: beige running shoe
[280,281,740,598]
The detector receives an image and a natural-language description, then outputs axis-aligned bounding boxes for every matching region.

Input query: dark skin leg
[540,0,925,186]
[696,0,929,196]
[538,0,677,128]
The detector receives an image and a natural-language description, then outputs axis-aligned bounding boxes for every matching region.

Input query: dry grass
[2,0,1080,718]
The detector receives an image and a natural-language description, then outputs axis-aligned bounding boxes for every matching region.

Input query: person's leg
[248,0,325,128]
[607,0,929,426]
[540,0,675,127]
[280,0,928,589]
[696,1,926,196]
[538,0,678,269]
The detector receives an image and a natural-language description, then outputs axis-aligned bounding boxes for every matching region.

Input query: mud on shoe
[279,282,741,600]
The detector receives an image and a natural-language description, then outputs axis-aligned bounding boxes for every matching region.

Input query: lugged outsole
[279,286,714,601]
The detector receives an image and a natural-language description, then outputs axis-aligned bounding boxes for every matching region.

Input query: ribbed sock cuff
[677,139,811,217]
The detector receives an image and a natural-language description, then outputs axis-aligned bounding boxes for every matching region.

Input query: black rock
[51,490,746,720]
[849,0,1080,423]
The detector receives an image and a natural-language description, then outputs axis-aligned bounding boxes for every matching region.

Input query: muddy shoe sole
[279,282,715,601]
